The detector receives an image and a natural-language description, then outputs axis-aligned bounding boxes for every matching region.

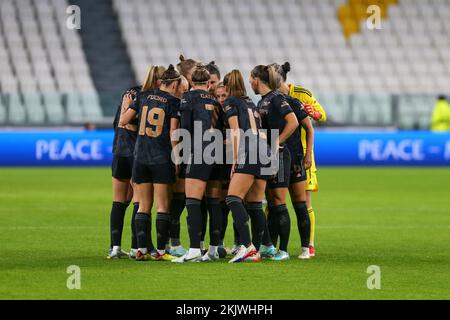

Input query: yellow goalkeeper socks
[308,207,315,247]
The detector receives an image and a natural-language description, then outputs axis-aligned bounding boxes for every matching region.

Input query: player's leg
[226,173,259,263]
[244,178,267,261]
[224,183,241,255]
[134,182,154,261]
[289,181,311,259]
[219,186,230,247]
[126,181,133,202]
[220,166,240,255]
[172,178,207,262]
[153,182,175,261]
[266,191,278,247]
[200,196,208,253]
[306,163,319,257]
[108,156,135,259]
[288,151,311,259]
[201,180,222,261]
[107,176,130,259]
[129,182,139,258]
[128,155,154,259]
[262,188,278,258]
[269,187,291,261]
[169,177,187,257]
[131,161,156,261]
[268,147,292,261]
[306,191,315,256]
[217,187,231,258]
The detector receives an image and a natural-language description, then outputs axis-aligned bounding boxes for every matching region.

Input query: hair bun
[168,64,175,71]
[282,62,291,73]
[209,61,215,65]
[179,54,185,61]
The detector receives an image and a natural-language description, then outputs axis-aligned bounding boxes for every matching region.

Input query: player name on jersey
[146,94,168,103]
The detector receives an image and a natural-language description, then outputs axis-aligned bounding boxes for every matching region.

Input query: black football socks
[169,193,185,247]
[219,200,229,246]
[135,212,151,253]
[293,201,311,248]
[267,204,280,247]
[156,213,171,254]
[131,202,138,249]
[186,198,202,249]
[206,197,222,246]
[200,197,208,243]
[246,202,265,251]
[233,222,240,246]
[110,201,128,247]
[261,216,273,247]
[276,204,291,252]
[226,196,251,247]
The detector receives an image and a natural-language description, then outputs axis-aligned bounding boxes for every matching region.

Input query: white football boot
[298,247,310,260]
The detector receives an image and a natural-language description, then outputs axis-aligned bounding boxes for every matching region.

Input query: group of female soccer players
[107,55,326,263]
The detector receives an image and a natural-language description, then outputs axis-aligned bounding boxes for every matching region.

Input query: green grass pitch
[0,167,449,300]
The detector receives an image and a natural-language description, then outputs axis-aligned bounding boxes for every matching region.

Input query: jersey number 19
[138,106,165,137]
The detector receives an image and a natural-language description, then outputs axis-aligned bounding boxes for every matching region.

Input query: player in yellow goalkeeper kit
[276,62,327,257]
[431,95,450,132]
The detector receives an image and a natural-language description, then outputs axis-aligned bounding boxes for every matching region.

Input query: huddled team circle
[108,55,327,263]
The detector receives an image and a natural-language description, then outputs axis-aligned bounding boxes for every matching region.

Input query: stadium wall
[0,130,449,167]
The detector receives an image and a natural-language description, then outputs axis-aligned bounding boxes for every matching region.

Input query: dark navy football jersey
[285,94,308,156]
[224,96,262,133]
[131,89,180,165]
[224,96,268,163]
[113,86,140,157]
[180,89,222,152]
[257,90,294,146]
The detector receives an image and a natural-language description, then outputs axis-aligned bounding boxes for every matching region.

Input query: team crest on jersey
[280,101,290,108]
[260,99,271,108]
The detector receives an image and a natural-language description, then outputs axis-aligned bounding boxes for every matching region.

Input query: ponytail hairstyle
[142,65,166,91]
[161,64,181,86]
[223,69,247,97]
[250,64,281,90]
[191,64,210,85]
[176,54,198,77]
[206,61,221,79]
[270,62,291,82]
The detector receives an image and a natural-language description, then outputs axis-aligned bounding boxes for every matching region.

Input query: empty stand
[113,0,448,128]
[69,0,136,117]
[0,0,102,124]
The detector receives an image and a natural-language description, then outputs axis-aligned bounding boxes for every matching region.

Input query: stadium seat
[66,93,84,123]
[7,94,27,124]
[43,93,65,124]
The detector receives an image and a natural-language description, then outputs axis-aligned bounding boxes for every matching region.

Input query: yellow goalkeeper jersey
[288,84,326,152]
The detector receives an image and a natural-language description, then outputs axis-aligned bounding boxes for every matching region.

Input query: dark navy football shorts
[289,152,307,184]
[268,147,292,189]
[132,160,175,184]
[111,156,134,180]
